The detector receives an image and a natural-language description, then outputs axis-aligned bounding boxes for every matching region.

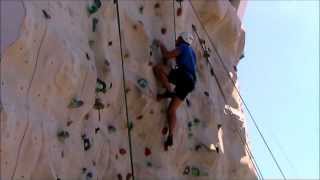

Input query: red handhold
[136,115,143,120]
[119,148,126,155]
[177,7,182,16]
[144,147,151,156]
[162,127,168,135]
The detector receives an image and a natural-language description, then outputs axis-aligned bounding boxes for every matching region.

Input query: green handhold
[137,78,148,89]
[96,79,106,93]
[94,0,102,8]
[127,121,133,131]
[94,98,104,110]
[87,4,98,15]
[68,98,84,108]
[191,167,200,177]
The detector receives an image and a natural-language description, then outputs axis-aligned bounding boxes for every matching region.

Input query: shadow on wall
[0,1,25,55]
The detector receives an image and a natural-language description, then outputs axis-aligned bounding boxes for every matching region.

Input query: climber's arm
[154,39,181,60]
[160,45,181,60]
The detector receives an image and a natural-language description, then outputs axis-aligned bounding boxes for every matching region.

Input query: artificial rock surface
[1,0,256,180]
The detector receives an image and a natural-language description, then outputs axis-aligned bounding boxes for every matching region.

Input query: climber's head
[176,32,194,46]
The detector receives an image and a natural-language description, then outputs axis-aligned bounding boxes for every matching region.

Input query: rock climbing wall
[1,0,256,180]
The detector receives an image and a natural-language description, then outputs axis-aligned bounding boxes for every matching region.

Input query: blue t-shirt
[176,42,197,79]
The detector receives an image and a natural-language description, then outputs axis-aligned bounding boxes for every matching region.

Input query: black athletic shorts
[168,68,196,100]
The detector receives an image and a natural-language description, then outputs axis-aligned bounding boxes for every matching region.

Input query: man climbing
[153,32,197,149]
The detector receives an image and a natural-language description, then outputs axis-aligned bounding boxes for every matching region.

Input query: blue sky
[239,1,319,179]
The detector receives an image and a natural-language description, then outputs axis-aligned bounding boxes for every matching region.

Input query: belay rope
[114,1,135,179]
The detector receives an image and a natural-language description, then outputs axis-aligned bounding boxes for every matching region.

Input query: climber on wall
[153,32,197,148]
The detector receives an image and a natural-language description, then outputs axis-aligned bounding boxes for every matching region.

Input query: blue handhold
[137,78,148,89]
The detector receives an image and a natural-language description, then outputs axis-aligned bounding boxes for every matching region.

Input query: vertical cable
[114,1,135,179]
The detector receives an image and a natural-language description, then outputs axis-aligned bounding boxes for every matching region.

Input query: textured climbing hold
[57,130,69,142]
[146,161,152,167]
[195,144,202,151]
[92,18,99,32]
[137,78,148,88]
[107,125,116,133]
[161,127,168,135]
[144,147,151,156]
[132,24,137,30]
[94,98,104,110]
[42,9,51,19]
[177,7,182,16]
[161,27,167,35]
[66,121,73,126]
[86,52,90,60]
[82,167,87,174]
[191,167,200,177]
[136,115,143,120]
[82,134,91,151]
[119,148,126,155]
[86,172,93,178]
[127,121,133,131]
[204,91,209,97]
[154,3,160,9]
[126,173,132,180]
[68,98,83,108]
[87,5,98,15]
[96,78,107,93]
[139,5,144,14]
[124,53,129,58]
[240,53,245,59]
[87,0,102,15]
[199,38,205,44]
[187,121,192,128]
[89,40,95,47]
[233,65,238,72]
[183,166,190,175]
[108,41,113,46]
[84,113,90,120]
[95,127,100,134]
[94,0,102,8]
[117,174,122,180]
[217,124,222,129]
[193,118,200,124]
[210,68,214,76]
[188,132,193,138]
[203,50,210,58]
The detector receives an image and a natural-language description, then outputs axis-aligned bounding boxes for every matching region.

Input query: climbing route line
[188,1,287,179]
[115,1,135,179]
[192,22,263,180]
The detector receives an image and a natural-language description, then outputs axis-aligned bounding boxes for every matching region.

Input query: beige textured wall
[1,0,255,179]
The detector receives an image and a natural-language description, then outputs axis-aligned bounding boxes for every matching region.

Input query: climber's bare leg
[166,97,183,146]
[153,64,171,92]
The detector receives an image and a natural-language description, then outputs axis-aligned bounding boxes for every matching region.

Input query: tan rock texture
[1,0,256,180]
